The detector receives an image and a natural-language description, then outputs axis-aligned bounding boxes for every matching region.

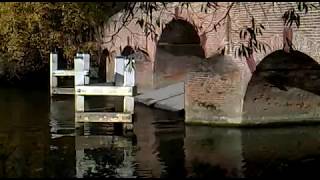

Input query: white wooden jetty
[50,52,136,131]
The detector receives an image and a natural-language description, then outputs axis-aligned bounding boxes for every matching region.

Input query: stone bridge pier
[103,2,320,126]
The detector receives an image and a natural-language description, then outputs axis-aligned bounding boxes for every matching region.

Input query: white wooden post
[124,58,135,87]
[123,57,135,114]
[50,52,58,96]
[114,56,125,86]
[83,54,90,85]
[74,55,85,112]
[123,96,134,114]
[75,53,90,85]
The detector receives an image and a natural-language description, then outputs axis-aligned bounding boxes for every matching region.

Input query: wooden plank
[75,86,134,96]
[52,70,89,77]
[53,70,74,76]
[87,82,115,86]
[75,112,132,123]
[52,87,74,95]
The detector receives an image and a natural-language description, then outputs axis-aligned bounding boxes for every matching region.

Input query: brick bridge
[100,2,320,126]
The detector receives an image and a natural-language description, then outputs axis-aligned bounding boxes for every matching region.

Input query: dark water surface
[1,87,320,178]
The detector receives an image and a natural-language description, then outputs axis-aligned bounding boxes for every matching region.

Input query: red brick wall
[135,61,154,93]
[102,2,320,125]
[154,47,204,88]
[229,2,320,90]
[242,50,320,124]
[228,2,320,124]
[185,55,242,124]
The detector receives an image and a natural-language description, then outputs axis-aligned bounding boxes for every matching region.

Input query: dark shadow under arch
[243,50,320,122]
[121,46,135,57]
[98,48,110,82]
[250,50,320,95]
[159,19,201,44]
[157,19,205,57]
[154,19,205,88]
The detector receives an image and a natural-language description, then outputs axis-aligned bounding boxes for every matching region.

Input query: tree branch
[204,2,235,34]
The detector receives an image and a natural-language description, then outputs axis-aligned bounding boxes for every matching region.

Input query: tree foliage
[0,2,124,81]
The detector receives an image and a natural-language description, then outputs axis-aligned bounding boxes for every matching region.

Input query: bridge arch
[242,50,320,124]
[154,18,205,88]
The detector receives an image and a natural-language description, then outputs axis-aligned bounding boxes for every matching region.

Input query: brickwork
[185,55,242,124]
[243,50,320,124]
[102,2,320,125]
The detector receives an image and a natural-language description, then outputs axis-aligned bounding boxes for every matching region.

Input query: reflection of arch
[155,19,205,88]
[243,50,320,122]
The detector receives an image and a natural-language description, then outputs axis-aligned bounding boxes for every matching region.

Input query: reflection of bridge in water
[49,96,320,178]
[75,135,135,178]
[3,86,320,177]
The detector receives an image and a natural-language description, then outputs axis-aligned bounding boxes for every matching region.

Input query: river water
[1,87,320,178]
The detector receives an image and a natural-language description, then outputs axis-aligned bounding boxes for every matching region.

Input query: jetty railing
[49,52,136,131]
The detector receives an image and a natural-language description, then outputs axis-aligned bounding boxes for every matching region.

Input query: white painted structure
[49,52,136,130]
[50,52,90,96]
[114,56,135,87]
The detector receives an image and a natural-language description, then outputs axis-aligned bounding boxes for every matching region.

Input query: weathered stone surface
[135,82,184,111]
[185,55,243,125]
